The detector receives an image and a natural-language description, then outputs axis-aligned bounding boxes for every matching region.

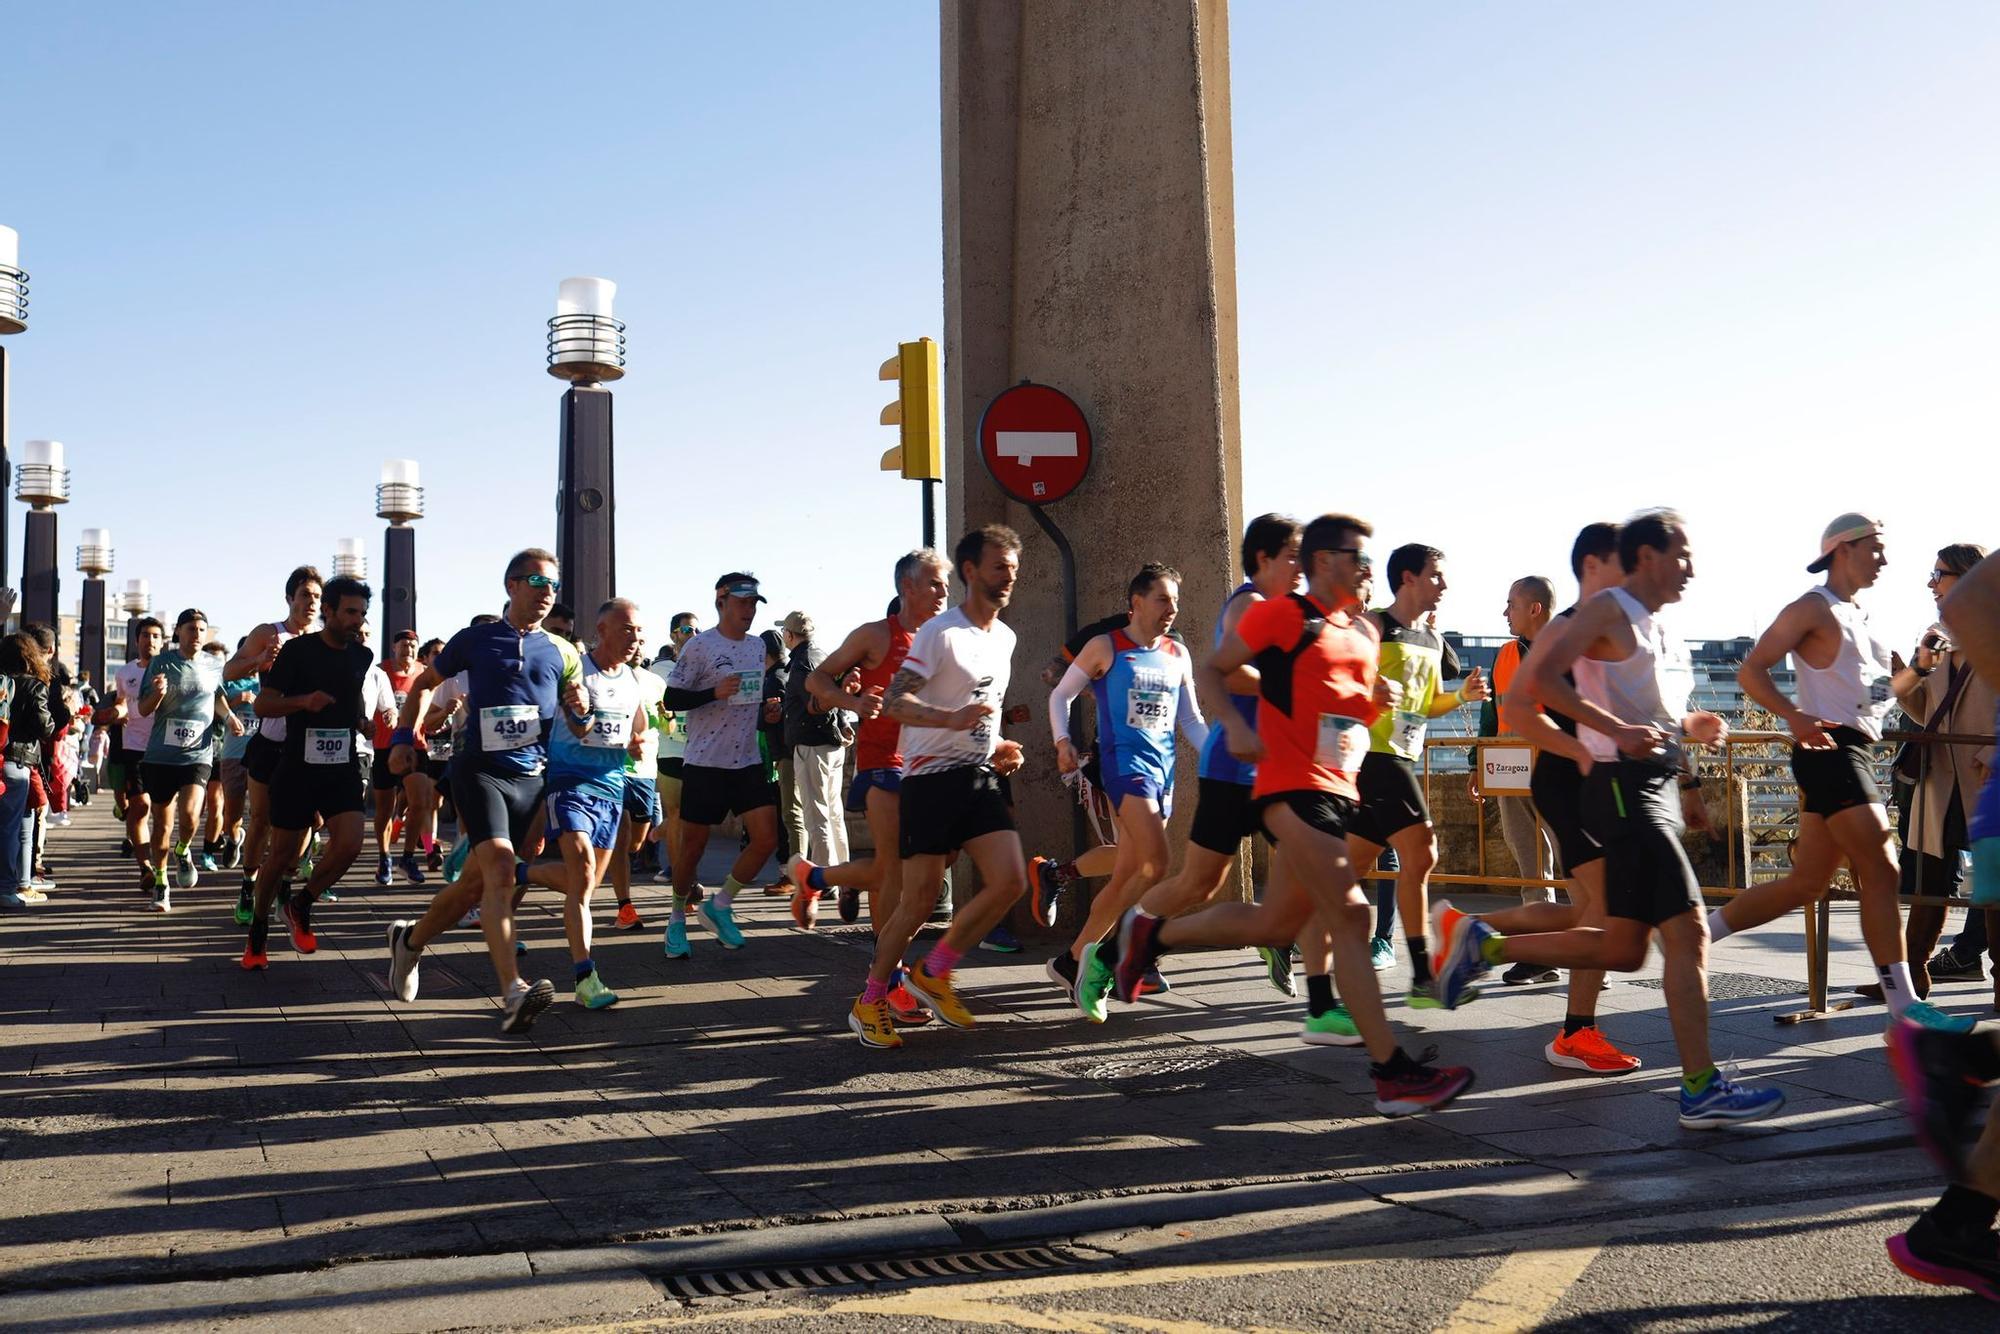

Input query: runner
[385,550,577,1034]
[1049,562,1208,1019]
[371,628,427,886]
[789,551,950,940]
[1885,549,2000,1299]
[1704,514,1971,1033]
[224,566,323,928]
[1340,544,1487,1007]
[659,574,779,957]
[846,525,1028,1049]
[608,628,666,931]
[1084,515,1302,1013]
[645,614,696,886]
[137,609,240,909]
[519,598,649,1010]
[113,617,164,897]
[217,642,260,886]
[1430,510,1788,1127]
[1109,513,1475,1117]
[239,577,375,970]
[406,636,447,873]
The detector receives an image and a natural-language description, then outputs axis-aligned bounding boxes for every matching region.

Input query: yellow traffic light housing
[878,337,941,481]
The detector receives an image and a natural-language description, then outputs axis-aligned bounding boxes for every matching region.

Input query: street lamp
[0,224,30,599]
[120,577,150,662]
[548,277,622,621]
[76,527,112,691]
[16,439,69,627]
[332,537,367,580]
[376,459,422,644]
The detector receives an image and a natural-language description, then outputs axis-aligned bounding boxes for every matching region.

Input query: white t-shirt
[899,606,1015,777]
[116,659,155,754]
[630,666,668,779]
[668,629,768,770]
[357,666,398,756]
[647,659,687,762]
[425,671,470,759]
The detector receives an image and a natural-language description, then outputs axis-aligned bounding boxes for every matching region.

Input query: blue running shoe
[1901,1000,1977,1036]
[1679,1073,1786,1129]
[375,855,392,887]
[398,853,427,886]
[663,918,691,959]
[1030,856,1065,927]
[699,901,745,949]
[1430,900,1494,1011]
[980,924,1022,953]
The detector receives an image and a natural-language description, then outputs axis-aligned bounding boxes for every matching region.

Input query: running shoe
[1887,1213,2000,1303]
[1046,952,1080,994]
[375,855,392,887]
[241,921,270,971]
[1257,945,1297,997]
[574,971,619,1010]
[1135,967,1170,997]
[513,938,527,957]
[500,979,556,1034]
[1678,1073,1785,1128]
[321,887,340,903]
[240,942,268,971]
[137,868,154,898]
[226,839,245,870]
[458,905,482,929]
[1407,981,1477,1010]
[1886,1020,1983,1181]
[1902,1000,1978,1035]
[1369,936,1396,972]
[443,838,470,884]
[663,918,691,959]
[170,849,194,889]
[849,996,903,1049]
[789,885,820,930]
[1303,1005,1364,1047]
[386,921,421,1002]
[700,900,746,948]
[837,886,861,924]
[785,853,819,892]
[980,924,1022,953]
[297,848,316,884]
[1075,944,1115,1023]
[234,885,257,928]
[196,851,219,875]
[283,892,317,953]
[1546,1026,1642,1074]
[886,984,932,1026]
[1431,900,1494,1010]
[1502,962,1560,986]
[119,837,133,857]
[1111,908,1166,1004]
[903,959,974,1028]
[613,902,644,931]
[1372,1047,1476,1117]
[398,853,427,886]
[1030,855,1065,927]
[152,884,172,914]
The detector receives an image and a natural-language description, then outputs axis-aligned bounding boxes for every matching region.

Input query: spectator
[1481,577,1560,917]
[758,627,799,887]
[781,610,852,874]
[0,633,53,906]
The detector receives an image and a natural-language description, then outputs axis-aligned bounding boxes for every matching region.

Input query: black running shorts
[141,761,212,806]
[453,761,545,849]
[1791,726,1882,819]
[1253,789,1357,846]
[1189,777,1261,855]
[1583,761,1701,927]
[268,759,365,831]
[1345,751,1430,847]
[244,732,282,786]
[680,762,776,827]
[1529,752,1602,876]
[899,764,1015,858]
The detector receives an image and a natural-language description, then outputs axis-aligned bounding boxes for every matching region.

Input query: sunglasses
[1327,546,1374,568]
[515,573,561,591]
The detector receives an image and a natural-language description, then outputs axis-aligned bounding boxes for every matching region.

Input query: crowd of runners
[26,511,2000,1301]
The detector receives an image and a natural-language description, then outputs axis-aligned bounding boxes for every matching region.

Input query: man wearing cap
[1708,514,1974,1034]
[659,573,778,956]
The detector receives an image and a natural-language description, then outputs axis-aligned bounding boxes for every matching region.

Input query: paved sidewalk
[0,797,1972,1295]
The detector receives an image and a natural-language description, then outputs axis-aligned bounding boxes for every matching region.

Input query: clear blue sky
[8,2,1996,660]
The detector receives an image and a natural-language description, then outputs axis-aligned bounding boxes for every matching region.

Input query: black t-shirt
[267,633,374,768]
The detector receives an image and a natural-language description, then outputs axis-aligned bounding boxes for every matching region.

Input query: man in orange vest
[1482,577,1560,943]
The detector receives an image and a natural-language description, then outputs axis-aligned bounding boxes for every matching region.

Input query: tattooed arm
[883,667,990,732]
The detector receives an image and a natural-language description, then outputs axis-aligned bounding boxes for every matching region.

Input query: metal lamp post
[1,224,28,603]
[120,577,150,662]
[332,537,368,580]
[76,527,112,691]
[548,277,623,620]
[376,460,421,645]
[17,439,68,627]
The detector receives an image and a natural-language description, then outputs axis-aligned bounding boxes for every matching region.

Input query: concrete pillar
[382,526,417,646]
[942,0,1244,890]
[79,577,107,694]
[557,385,616,621]
[22,508,58,629]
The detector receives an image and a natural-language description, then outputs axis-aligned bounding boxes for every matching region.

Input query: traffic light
[878,337,941,481]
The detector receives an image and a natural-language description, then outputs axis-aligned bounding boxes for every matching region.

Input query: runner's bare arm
[1520,592,1664,757]
[882,666,985,731]
[1218,589,1262,694]
[1498,637,1595,770]
[224,624,276,680]
[806,621,884,715]
[1737,594,1832,746]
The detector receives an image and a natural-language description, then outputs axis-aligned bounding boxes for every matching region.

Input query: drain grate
[1629,971,1805,1000]
[1058,1048,1327,1096]
[661,1245,1080,1300]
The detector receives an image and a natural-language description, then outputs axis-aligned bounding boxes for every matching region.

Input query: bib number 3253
[1126,689,1172,734]
[481,705,540,752]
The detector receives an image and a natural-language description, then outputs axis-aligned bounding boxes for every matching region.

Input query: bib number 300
[305,728,350,766]
[481,705,540,752]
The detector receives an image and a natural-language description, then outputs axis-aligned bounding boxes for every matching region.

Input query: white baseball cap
[1807,513,1883,574]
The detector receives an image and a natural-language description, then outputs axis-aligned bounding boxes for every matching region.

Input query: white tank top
[256,620,297,742]
[1573,587,1694,764]
[1792,584,1896,741]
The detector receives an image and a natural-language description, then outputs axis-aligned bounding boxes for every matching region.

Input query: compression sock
[1407,937,1433,988]
[923,942,964,977]
[1706,907,1734,943]
[860,977,890,1005]
[1305,973,1337,1019]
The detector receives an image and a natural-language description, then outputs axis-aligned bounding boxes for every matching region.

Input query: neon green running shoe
[1076,943,1115,1023]
[1302,1005,1364,1046]
[574,971,620,1010]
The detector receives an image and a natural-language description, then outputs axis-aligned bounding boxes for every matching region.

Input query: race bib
[167,718,207,749]
[582,708,632,749]
[1867,675,1894,707]
[731,670,764,705]
[1316,714,1368,776]
[393,690,409,710]
[1126,689,1173,734]
[428,731,454,760]
[305,728,350,766]
[480,704,540,751]
[1389,709,1428,756]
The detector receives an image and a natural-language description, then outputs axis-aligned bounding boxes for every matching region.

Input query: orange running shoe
[790,885,820,930]
[1545,1025,1642,1075]
[614,902,644,930]
[240,946,269,971]
[886,984,932,1026]
[283,893,318,954]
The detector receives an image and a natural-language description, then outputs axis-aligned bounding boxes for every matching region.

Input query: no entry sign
[977,383,1093,505]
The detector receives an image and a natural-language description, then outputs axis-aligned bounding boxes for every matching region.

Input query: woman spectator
[0,633,54,907]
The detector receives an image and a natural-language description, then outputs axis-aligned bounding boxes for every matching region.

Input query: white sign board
[1478,744,1535,796]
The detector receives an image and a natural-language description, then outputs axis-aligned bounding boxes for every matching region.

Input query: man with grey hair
[783,609,851,884]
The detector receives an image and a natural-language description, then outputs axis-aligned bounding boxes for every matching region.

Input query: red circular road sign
[977,383,1093,505]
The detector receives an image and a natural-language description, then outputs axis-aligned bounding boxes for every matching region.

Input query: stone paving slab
[0,797,1966,1292]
